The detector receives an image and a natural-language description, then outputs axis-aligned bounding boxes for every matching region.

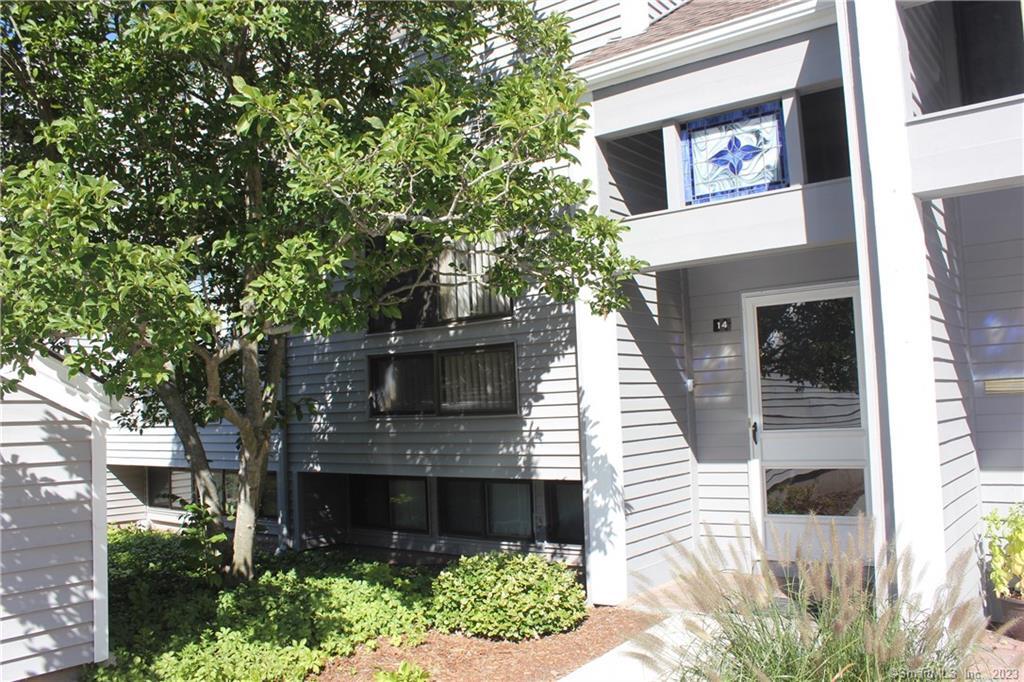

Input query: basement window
[438,478,534,541]
[544,481,585,545]
[349,475,429,533]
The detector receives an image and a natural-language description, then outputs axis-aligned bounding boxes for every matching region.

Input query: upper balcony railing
[899,1,1024,199]
[900,0,1023,120]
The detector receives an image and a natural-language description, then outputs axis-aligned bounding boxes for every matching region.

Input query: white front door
[742,282,870,560]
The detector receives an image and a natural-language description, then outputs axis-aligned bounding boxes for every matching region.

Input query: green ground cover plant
[90,528,433,682]
[91,530,586,681]
[431,552,587,640]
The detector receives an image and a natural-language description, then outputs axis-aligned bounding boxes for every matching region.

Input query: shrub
[88,530,433,682]
[633,520,987,681]
[985,503,1024,599]
[431,552,586,640]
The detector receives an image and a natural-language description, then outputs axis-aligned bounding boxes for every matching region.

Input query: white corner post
[571,92,628,605]
[91,383,109,663]
[836,1,948,600]
[575,298,629,605]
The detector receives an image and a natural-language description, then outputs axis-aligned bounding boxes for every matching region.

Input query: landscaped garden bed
[320,607,656,681]
[89,528,650,682]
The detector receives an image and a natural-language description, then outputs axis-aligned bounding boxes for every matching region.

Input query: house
[1,357,109,680]
[106,0,1024,614]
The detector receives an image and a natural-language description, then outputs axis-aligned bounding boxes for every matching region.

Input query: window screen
[349,475,428,533]
[487,481,533,539]
[350,475,390,529]
[369,353,435,415]
[545,481,585,545]
[369,241,511,333]
[439,345,517,414]
[438,241,511,322]
[260,472,278,520]
[369,345,517,417]
[438,478,486,537]
[438,478,533,541]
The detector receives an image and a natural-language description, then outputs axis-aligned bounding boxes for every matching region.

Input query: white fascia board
[577,0,835,92]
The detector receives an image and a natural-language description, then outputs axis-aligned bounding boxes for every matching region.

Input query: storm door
[742,283,869,560]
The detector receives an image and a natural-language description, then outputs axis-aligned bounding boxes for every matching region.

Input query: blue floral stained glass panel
[680,101,788,205]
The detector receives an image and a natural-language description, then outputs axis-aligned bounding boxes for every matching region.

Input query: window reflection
[765,468,866,516]
[757,297,860,430]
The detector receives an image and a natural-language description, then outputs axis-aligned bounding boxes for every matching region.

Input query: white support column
[575,298,628,605]
[662,123,685,210]
[570,92,628,605]
[836,1,948,600]
[782,92,805,187]
[91,386,109,663]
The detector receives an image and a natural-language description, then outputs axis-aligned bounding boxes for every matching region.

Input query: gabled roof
[573,0,790,71]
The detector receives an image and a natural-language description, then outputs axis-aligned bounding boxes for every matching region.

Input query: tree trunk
[228,428,271,581]
[225,335,284,582]
[155,380,231,566]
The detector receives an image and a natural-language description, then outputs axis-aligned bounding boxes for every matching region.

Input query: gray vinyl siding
[1,388,95,681]
[537,0,622,59]
[900,1,963,117]
[960,189,1024,517]
[648,0,685,22]
[686,244,860,559]
[106,466,146,525]
[923,198,983,593]
[476,1,621,77]
[287,292,580,481]
[602,130,668,218]
[617,271,694,591]
[107,423,241,470]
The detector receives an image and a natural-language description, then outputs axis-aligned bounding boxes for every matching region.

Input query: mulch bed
[317,606,658,681]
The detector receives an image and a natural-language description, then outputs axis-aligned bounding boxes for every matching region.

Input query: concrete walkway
[560,612,699,682]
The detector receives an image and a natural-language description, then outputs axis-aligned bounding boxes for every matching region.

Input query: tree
[1,0,640,580]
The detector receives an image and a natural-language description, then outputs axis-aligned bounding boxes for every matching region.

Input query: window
[260,472,278,520]
[147,467,191,509]
[369,353,435,415]
[680,100,788,205]
[438,346,517,414]
[213,469,277,519]
[765,468,866,516]
[544,481,585,545]
[799,88,850,184]
[369,241,511,333]
[369,344,517,416]
[350,475,428,533]
[438,478,533,541]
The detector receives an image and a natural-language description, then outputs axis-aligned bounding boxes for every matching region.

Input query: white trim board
[577,0,836,92]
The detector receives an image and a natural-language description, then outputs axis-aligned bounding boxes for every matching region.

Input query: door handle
[751,421,759,445]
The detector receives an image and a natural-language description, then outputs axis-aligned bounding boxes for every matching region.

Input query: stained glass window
[680,101,788,205]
